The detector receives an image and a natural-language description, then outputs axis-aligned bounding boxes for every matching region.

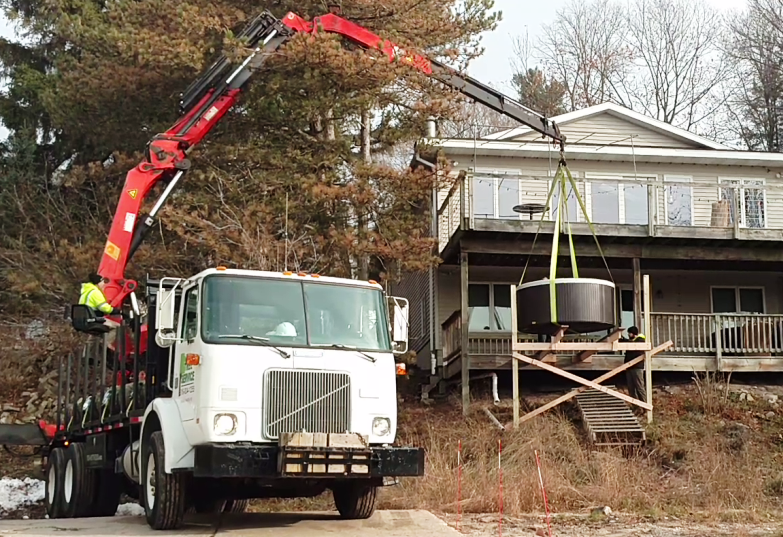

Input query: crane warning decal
[104,241,121,261]
[127,189,138,199]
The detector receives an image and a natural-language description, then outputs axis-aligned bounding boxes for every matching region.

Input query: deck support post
[460,250,470,416]
[633,258,642,329]
[511,284,519,426]
[643,274,653,423]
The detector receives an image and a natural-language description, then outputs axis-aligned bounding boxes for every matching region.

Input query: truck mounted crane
[0,8,566,532]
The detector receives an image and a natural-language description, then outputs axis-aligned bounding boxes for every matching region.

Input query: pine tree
[0,0,499,313]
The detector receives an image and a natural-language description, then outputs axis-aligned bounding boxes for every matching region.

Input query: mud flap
[0,423,48,446]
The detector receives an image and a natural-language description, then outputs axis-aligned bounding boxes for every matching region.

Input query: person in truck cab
[78,273,121,317]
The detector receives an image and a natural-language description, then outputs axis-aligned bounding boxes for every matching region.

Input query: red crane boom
[89,9,565,351]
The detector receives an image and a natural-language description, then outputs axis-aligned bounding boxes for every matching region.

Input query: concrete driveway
[0,510,457,536]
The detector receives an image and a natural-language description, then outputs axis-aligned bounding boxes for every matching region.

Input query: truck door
[173,283,200,422]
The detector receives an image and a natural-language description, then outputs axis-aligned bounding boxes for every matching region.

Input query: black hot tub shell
[516,278,617,336]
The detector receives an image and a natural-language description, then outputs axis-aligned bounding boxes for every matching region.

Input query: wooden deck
[441,312,783,378]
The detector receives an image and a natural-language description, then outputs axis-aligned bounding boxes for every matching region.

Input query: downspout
[451,372,500,405]
[425,117,439,377]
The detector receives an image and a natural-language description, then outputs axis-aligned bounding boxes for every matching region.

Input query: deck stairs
[574,386,646,446]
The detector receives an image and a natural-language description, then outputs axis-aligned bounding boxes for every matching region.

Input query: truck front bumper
[193,444,425,479]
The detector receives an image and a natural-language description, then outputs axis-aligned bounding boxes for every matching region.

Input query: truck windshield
[201,275,392,352]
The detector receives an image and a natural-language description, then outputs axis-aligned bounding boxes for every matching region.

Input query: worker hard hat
[267,321,297,337]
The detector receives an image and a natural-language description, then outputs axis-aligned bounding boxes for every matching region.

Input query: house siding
[390,270,431,356]
[435,266,783,327]
[508,113,699,149]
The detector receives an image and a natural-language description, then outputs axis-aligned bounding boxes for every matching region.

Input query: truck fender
[141,399,194,473]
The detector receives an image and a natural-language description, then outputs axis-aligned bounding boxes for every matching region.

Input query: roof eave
[483,103,730,150]
[433,141,783,168]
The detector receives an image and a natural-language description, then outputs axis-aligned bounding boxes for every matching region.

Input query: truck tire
[223,499,249,513]
[62,443,96,518]
[91,469,123,516]
[142,431,186,530]
[332,482,377,519]
[45,447,66,519]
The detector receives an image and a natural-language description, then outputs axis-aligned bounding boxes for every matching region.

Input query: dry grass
[250,378,783,520]
[377,378,783,520]
[3,333,783,521]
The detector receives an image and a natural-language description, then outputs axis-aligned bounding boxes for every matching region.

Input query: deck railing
[436,171,782,253]
[650,312,783,355]
[441,310,783,360]
[437,176,466,251]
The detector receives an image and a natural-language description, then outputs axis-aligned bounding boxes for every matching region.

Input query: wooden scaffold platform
[509,274,674,436]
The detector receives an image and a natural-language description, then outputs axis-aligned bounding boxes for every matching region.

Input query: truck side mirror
[156,286,179,346]
[388,296,409,355]
[156,288,176,331]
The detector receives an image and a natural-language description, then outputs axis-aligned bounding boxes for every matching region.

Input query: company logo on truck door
[179,353,195,395]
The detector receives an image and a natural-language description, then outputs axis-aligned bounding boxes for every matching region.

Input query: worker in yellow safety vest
[622,326,646,405]
[78,273,120,317]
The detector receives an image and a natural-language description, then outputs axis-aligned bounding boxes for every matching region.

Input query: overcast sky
[0,0,749,141]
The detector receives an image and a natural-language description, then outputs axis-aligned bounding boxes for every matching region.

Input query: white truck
[19,268,423,530]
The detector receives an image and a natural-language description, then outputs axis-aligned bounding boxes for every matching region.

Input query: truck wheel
[45,447,66,519]
[91,469,123,516]
[332,482,377,519]
[142,431,186,530]
[62,443,96,518]
[223,499,249,513]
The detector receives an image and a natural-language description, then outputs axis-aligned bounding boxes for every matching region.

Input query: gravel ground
[437,512,783,537]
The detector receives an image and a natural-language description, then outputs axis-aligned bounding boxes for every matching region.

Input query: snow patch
[0,478,45,513]
[116,502,145,517]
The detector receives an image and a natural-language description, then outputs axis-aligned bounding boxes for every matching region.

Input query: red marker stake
[535,449,552,537]
[457,439,462,532]
[498,439,503,537]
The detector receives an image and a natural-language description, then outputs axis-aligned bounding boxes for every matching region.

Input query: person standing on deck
[622,326,646,405]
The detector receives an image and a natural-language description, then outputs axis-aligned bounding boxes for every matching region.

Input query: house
[398,102,783,400]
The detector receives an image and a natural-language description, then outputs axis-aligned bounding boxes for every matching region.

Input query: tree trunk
[357,108,371,281]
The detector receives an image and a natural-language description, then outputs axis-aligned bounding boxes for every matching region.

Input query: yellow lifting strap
[519,157,614,325]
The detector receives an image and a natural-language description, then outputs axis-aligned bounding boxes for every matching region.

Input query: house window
[493,285,513,330]
[584,175,649,225]
[468,284,491,330]
[719,178,766,229]
[550,180,580,222]
[468,283,513,331]
[619,288,646,333]
[471,173,521,219]
[664,175,693,226]
[620,288,635,330]
[472,177,494,218]
[711,287,765,314]
[624,184,648,225]
[591,183,620,224]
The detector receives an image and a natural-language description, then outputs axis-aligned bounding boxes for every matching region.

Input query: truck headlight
[213,413,237,436]
[372,417,391,437]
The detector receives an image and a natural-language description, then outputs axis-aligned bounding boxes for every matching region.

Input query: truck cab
[139,268,423,528]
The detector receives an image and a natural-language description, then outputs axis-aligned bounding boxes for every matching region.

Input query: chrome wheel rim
[145,452,156,510]
[64,459,73,504]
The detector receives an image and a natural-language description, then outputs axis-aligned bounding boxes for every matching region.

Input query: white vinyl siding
[508,113,699,149]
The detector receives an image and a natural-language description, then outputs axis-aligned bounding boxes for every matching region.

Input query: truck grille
[263,370,351,439]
